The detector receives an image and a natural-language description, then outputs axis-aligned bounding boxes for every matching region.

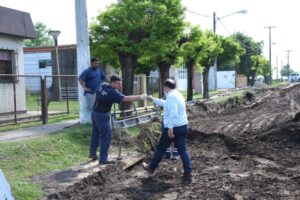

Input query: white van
[289,73,300,82]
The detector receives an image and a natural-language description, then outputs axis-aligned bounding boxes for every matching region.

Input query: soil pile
[47,84,300,199]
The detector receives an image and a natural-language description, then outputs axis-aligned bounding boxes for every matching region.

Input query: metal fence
[0,74,79,127]
[0,74,161,127]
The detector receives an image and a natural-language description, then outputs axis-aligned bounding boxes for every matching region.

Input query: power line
[185,9,211,18]
[217,18,231,35]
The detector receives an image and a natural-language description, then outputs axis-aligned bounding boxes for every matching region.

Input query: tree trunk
[145,71,150,94]
[186,59,194,101]
[118,52,137,111]
[202,66,210,99]
[158,62,171,98]
[250,72,256,86]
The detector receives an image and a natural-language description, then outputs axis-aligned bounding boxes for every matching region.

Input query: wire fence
[0,74,160,127]
[0,74,79,127]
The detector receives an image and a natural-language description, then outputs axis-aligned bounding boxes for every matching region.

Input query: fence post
[66,78,70,114]
[41,77,48,124]
[13,76,17,124]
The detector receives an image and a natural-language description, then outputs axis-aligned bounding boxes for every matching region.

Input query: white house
[23,45,77,93]
[0,6,36,115]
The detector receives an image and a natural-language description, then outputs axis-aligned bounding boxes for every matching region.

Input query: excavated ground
[47,84,300,200]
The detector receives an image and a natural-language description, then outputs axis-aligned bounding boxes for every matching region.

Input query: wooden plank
[122,155,145,170]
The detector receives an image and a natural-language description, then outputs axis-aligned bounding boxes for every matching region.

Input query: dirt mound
[111,128,134,147]
[189,84,300,136]
[46,84,300,199]
[48,119,300,200]
[133,121,161,154]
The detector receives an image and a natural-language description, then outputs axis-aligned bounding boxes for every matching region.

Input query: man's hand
[168,128,174,139]
[147,95,154,101]
[139,94,148,100]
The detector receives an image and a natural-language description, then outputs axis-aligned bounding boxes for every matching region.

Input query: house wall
[0,34,26,114]
[24,51,52,92]
[217,71,236,89]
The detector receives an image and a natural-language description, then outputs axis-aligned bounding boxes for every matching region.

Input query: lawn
[0,124,91,200]
[272,80,289,87]
[25,93,79,114]
[0,93,79,132]
[0,124,141,200]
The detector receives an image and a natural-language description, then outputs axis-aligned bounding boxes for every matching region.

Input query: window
[39,59,52,68]
[0,49,14,82]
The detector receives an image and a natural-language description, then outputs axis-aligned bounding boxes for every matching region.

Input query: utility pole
[286,50,292,79]
[212,12,217,90]
[281,60,283,81]
[276,55,279,81]
[213,12,216,33]
[75,0,91,124]
[211,10,247,90]
[264,26,276,84]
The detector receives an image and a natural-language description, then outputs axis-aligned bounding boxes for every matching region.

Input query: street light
[212,10,248,90]
[286,50,292,80]
[48,30,62,101]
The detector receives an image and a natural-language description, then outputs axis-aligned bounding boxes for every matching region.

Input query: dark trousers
[90,111,112,163]
[149,124,192,174]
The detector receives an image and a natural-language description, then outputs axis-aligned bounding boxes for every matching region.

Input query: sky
[0,0,299,75]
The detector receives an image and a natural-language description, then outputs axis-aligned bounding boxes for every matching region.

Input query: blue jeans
[149,124,192,174]
[90,111,112,163]
[84,93,94,123]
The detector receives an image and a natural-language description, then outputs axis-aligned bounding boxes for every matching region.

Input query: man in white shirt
[142,79,192,180]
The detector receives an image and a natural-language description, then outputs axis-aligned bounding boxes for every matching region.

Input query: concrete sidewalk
[0,119,79,143]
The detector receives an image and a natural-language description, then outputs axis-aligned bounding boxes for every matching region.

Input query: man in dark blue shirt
[90,74,147,164]
[79,57,105,117]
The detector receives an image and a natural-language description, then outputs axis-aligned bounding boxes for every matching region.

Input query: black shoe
[89,155,99,161]
[142,162,154,174]
[181,173,192,182]
[99,160,115,165]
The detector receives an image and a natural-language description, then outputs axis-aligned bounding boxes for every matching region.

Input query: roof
[23,44,77,53]
[0,6,36,39]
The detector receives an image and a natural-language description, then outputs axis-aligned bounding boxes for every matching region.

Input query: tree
[179,26,203,101]
[250,55,269,86]
[198,31,223,99]
[132,0,185,98]
[281,64,294,78]
[24,22,54,47]
[90,0,185,108]
[217,35,245,71]
[231,32,263,83]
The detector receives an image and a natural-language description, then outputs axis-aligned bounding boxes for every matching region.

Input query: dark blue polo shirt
[94,82,125,112]
[79,67,105,94]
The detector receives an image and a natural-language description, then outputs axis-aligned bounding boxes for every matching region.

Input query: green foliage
[90,0,185,71]
[24,22,54,47]
[179,26,204,69]
[198,31,223,69]
[90,0,185,98]
[252,55,270,76]
[217,35,245,70]
[231,32,263,78]
[281,64,294,77]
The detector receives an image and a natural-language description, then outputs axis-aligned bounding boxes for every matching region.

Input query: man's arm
[122,94,147,102]
[148,95,165,107]
[79,79,91,92]
[100,69,106,81]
